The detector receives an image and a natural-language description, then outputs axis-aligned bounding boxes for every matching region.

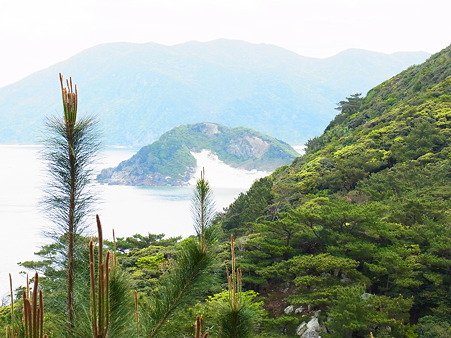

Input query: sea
[0,145,272,300]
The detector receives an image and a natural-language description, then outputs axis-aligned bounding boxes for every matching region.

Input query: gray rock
[295,306,304,314]
[296,321,308,336]
[296,317,323,337]
[361,292,372,300]
[284,305,294,314]
[340,274,352,283]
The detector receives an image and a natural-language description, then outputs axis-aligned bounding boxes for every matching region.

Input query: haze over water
[0,145,272,299]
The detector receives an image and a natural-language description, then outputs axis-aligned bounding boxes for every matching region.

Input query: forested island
[1,45,450,337]
[97,122,298,186]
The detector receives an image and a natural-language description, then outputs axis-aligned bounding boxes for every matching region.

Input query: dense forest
[0,45,450,337]
[219,44,450,336]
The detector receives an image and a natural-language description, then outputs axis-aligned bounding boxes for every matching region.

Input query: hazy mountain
[97,122,298,186]
[0,39,430,146]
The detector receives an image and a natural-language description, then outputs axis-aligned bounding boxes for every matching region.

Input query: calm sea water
[0,145,263,299]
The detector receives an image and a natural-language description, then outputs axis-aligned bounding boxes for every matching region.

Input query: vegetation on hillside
[97,122,298,186]
[218,44,450,336]
[1,45,450,337]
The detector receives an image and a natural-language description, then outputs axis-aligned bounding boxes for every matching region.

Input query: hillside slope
[219,45,450,336]
[97,122,298,186]
[0,39,429,146]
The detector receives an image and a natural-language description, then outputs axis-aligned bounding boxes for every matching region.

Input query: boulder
[296,317,323,338]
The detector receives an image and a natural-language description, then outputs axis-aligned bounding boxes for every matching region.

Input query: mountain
[0,39,430,146]
[97,122,298,186]
[218,45,450,335]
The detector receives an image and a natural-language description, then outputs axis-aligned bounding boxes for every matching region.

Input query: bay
[0,145,266,299]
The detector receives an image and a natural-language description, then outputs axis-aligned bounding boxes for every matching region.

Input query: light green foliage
[195,290,266,337]
[113,234,180,293]
[135,253,165,270]
[3,40,451,338]
[219,45,451,333]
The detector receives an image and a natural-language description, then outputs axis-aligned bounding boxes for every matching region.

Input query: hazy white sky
[0,0,449,88]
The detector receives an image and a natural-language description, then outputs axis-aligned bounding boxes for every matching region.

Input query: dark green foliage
[415,316,451,337]
[215,236,260,338]
[2,44,449,338]
[217,306,256,338]
[88,215,135,338]
[218,45,451,333]
[113,235,181,294]
[107,264,135,337]
[138,173,218,337]
[140,235,214,337]
[41,115,99,236]
[192,169,216,252]
[220,176,274,234]
[335,93,364,114]
[325,93,364,130]
[323,286,413,337]
[115,233,181,254]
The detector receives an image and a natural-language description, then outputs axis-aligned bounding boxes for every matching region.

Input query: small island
[97,122,299,186]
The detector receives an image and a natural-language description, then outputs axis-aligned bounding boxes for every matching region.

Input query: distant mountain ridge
[0,39,430,146]
[97,122,298,186]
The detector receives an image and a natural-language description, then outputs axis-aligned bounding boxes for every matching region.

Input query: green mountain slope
[97,122,298,186]
[0,40,429,146]
[219,45,450,336]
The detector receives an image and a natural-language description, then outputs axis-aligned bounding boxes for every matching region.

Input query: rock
[340,273,352,283]
[295,306,305,314]
[284,305,294,314]
[296,321,307,336]
[296,317,323,337]
[361,292,372,300]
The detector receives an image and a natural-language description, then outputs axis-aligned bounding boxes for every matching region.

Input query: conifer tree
[219,235,256,338]
[140,169,216,337]
[192,168,216,252]
[41,74,100,336]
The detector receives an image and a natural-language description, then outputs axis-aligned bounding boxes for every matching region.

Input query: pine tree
[192,168,216,252]
[41,74,100,336]
[139,169,217,337]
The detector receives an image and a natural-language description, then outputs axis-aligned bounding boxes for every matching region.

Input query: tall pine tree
[41,74,100,336]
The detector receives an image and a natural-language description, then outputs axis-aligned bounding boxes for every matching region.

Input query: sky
[0,0,450,88]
